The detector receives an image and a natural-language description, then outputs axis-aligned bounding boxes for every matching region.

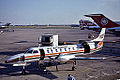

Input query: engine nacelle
[56,55,75,63]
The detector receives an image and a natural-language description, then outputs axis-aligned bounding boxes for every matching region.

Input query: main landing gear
[38,59,77,72]
[38,60,48,73]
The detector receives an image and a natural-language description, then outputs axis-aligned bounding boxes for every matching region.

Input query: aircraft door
[39,49,45,60]
[82,42,90,53]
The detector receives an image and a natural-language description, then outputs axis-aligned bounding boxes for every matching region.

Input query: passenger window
[72,47,75,50]
[64,48,67,51]
[27,50,33,54]
[60,48,62,52]
[33,50,38,54]
[47,50,49,53]
[55,49,58,52]
[68,48,71,51]
[51,49,53,53]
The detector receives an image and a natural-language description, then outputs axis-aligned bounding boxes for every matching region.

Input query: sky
[0,0,120,25]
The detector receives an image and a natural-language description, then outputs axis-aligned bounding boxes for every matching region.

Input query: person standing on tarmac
[67,74,75,80]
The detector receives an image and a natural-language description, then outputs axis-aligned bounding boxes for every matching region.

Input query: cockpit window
[26,50,33,54]
[33,50,38,54]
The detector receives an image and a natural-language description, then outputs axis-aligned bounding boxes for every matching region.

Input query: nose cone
[5,58,11,63]
[5,53,25,63]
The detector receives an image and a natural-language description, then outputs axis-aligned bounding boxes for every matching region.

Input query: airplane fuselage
[6,40,103,63]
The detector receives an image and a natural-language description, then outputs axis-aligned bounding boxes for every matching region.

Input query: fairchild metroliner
[5,14,119,73]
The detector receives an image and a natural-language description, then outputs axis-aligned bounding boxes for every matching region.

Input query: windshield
[33,50,38,54]
[25,49,33,54]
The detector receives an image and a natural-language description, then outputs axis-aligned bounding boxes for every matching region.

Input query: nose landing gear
[72,60,76,71]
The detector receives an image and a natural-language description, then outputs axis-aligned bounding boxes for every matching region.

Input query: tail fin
[92,28,106,42]
[84,14,120,28]
[4,23,11,26]
[84,14,107,42]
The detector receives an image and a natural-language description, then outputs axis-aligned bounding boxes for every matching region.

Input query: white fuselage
[6,41,103,63]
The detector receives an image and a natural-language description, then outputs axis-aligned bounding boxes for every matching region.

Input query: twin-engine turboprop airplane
[5,28,106,62]
[6,14,117,74]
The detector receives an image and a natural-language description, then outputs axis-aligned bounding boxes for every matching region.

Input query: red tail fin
[84,14,120,28]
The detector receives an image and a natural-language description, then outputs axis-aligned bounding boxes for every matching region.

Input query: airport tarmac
[0,28,120,80]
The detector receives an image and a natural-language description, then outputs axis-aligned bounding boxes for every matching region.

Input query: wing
[70,57,106,60]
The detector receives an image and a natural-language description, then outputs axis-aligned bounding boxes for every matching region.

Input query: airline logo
[101,17,108,26]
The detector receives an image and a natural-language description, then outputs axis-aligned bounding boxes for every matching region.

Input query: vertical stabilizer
[4,23,11,26]
[92,28,106,42]
[84,14,120,28]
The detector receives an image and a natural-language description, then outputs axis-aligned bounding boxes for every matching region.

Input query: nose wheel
[72,60,76,71]
[21,56,27,75]
[22,65,26,74]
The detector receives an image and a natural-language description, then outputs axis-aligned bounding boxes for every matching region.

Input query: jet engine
[55,55,75,63]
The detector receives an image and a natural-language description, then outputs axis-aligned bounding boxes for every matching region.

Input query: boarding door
[83,42,90,53]
[39,49,45,60]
